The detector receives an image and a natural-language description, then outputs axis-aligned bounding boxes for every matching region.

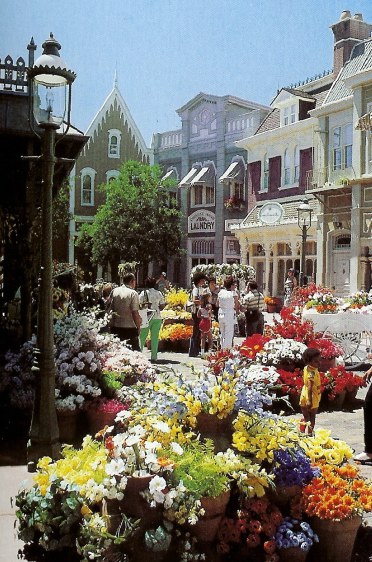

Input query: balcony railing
[306,168,354,191]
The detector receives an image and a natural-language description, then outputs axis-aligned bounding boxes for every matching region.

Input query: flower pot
[189,491,230,542]
[196,413,234,452]
[310,515,362,562]
[123,475,163,528]
[267,304,277,313]
[86,410,117,436]
[329,391,346,410]
[279,547,309,562]
[57,410,78,444]
[345,386,359,405]
[267,484,302,508]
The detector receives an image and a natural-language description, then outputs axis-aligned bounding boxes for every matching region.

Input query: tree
[77,161,183,276]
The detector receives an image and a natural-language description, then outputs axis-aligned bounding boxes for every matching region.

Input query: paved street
[1,324,371,561]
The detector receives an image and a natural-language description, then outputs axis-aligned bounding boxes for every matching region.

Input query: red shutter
[248,161,261,193]
[269,156,281,190]
[299,148,313,190]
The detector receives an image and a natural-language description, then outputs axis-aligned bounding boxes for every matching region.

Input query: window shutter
[299,148,312,190]
[248,161,261,192]
[269,156,281,190]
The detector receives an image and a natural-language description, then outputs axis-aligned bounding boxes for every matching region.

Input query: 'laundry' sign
[188,210,215,233]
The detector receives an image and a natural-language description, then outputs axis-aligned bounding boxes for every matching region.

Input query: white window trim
[80,167,96,206]
[281,102,297,127]
[190,185,215,207]
[108,128,122,159]
[261,153,269,192]
[332,123,352,171]
[106,170,120,183]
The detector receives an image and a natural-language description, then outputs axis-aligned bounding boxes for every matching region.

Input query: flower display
[300,428,353,465]
[85,397,129,415]
[322,365,365,399]
[264,295,281,306]
[163,287,190,309]
[304,290,341,313]
[191,263,255,284]
[160,308,192,320]
[308,337,344,359]
[343,290,372,309]
[276,368,303,398]
[255,338,307,369]
[224,195,245,209]
[239,334,271,360]
[265,308,315,344]
[302,463,372,520]
[272,447,320,487]
[275,517,318,552]
[159,322,193,341]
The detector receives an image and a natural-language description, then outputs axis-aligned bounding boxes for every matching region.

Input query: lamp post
[26,34,75,470]
[297,199,313,287]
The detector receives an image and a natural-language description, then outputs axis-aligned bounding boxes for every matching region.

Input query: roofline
[176,91,270,114]
[309,95,353,117]
[236,116,317,149]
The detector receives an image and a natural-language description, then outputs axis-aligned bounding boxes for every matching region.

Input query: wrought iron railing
[0,55,28,93]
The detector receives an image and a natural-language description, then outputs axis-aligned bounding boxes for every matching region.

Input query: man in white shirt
[108,272,142,350]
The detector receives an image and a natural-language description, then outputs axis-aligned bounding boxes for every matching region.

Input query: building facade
[233,10,372,297]
[152,92,270,287]
[69,76,152,281]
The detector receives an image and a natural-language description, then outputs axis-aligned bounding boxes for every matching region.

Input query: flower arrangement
[84,397,129,415]
[304,290,341,313]
[159,323,193,341]
[322,365,365,399]
[163,287,190,309]
[290,283,330,308]
[276,368,303,398]
[206,348,235,374]
[264,295,281,306]
[302,462,372,520]
[266,308,315,344]
[275,517,318,552]
[239,334,271,360]
[191,263,255,284]
[343,290,372,309]
[308,337,344,359]
[300,428,353,465]
[272,447,320,488]
[256,338,307,369]
[161,308,192,320]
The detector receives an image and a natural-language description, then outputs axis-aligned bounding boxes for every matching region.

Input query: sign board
[188,209,215,233]
[258,202,284,225]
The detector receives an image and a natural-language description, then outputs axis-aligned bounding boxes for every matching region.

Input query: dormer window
[108,129,121,158]
[283,104,296,126]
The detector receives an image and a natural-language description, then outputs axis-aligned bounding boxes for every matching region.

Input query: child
[299,348,322,434]
[197,293,213,356]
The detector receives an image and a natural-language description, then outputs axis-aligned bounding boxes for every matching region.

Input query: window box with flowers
[224,196,245,211]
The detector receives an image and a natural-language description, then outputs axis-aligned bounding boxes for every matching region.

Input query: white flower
[170,442,183,455]
[106,458,126,476]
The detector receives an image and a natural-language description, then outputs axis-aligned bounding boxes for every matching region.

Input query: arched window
[108,129,122,158]
[106,170,120,183]
[80,167,96,205]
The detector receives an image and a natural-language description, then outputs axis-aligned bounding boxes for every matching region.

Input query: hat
[161,272,167,277]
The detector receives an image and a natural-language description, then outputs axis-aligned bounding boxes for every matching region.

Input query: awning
[219,162,239,182]
[161,169,176,181]
[356,112,372,131]
[179,166,200,187]
[190,165,216,185]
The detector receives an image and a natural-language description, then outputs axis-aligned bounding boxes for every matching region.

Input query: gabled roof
[84,77,151,158]
[323,38,372,105]
[176,91,270,115]
[272,88,316,105]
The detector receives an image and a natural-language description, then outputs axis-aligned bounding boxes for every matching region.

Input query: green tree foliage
[77,161,183,269]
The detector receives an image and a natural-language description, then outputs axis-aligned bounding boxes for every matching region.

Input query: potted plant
[308,336,344,372]
[264,295,282,313]
[274,517,319,561]
[85,397,129,436]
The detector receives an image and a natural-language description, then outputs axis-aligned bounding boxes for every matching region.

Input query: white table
[302,310,372,362]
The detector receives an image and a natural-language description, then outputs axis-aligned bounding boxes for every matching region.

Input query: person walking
[108,272,141,351]
[189,272,209,357]
[217,275,239,351]
[155,272,170,293]
[198,293,213,357]
[354,364,372,464]
[284,268,297,306]
[243,281,265,337]
[138,277,165,362]
[299,347,322,434]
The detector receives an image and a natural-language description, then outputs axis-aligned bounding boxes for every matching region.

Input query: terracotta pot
[86,410,117,436]
[196,413,234,452]
[267,484,302,508]
[267,304,277,313]
[189,490,230,542]
[328,391,346,410]
[123,475,163,528]
[310,515,362,562]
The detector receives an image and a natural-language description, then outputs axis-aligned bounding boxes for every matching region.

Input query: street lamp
[26,34,75,470]
[297,199,313,287]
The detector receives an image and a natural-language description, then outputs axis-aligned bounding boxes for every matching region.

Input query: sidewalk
[1,326,371,561]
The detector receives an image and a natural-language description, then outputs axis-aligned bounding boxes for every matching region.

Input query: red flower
[263,539,276,554]
[246,533,261,548]
[239,334,271,359]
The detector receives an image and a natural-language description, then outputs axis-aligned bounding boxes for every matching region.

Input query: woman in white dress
[217,275,239,350]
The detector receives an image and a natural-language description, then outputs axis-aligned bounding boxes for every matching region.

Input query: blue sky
[2,1,372,145]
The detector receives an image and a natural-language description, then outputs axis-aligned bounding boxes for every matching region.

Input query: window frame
[262,153,269,192]
[191,184,215,207]
[108,129,122,159]
[332,123,352,171]
[80,167,96,206]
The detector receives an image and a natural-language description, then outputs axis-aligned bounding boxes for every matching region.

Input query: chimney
[330,11,372,78]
